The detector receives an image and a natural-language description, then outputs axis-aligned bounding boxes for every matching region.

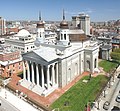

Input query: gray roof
[100,45,112,50]
[22,47,60,66]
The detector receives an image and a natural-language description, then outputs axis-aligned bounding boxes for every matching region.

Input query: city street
[0,88,39,111]
[108,78,120,110]
[92,73,120,111]
[0,96,19,111]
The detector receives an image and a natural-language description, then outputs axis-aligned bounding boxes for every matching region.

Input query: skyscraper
[0,17,6,35]
[72,14,90,35]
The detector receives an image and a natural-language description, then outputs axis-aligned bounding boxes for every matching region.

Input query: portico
[22,56,59,96]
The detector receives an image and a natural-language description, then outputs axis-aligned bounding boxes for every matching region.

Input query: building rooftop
[15,29,31,37]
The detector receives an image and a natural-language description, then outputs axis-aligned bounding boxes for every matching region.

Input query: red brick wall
[0,51,20,61]
[6,27,19,34]
[1,61,23,77]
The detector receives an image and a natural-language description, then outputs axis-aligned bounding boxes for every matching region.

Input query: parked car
[116,95,120,103]
[117,73,120,78]
[111,106,120,111]
[103,101,110,110]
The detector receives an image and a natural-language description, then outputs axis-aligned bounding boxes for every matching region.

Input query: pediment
[22,51,49,66]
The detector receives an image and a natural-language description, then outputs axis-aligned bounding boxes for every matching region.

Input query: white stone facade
[21,13,99,96]
[5,29,36,53]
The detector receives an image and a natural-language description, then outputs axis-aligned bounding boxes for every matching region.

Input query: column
[41,65,44,88]
[36,64,39,86]
[56,63,58,84]
[52,64,55,85]
[31,62,35,83]
[27,61,30,82]
[47,65,50,89]
[23,61,26,80]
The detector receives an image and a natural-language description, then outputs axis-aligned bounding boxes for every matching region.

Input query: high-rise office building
[72,14,90,35]
[0,17,6,35]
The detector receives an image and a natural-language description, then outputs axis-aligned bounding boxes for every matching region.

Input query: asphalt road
[91,74,120,111]
[101,76,120,111]
[0,96,19,111]
[108,78,120,110]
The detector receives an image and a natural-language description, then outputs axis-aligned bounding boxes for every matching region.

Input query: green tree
[110,48,120,61]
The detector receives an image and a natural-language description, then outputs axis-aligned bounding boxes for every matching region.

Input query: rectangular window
[64,34,66,40]
[61,34,63,40]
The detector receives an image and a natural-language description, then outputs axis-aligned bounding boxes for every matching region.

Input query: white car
[116,95,120,103]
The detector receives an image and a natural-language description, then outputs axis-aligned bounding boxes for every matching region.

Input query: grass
[99,60,118,72]
[50,75,108,111]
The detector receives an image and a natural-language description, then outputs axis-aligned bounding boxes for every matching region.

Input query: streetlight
[97,99,100,110]
[103,89,106,98]
[108,75,111,88]
[16,81,21,96]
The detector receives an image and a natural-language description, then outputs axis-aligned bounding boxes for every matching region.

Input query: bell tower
[58,9,70,46]
[36,11,45,39]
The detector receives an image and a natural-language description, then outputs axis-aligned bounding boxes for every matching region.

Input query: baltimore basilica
[20,11,99,96]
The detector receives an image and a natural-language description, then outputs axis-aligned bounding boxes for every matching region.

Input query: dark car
[111,106,120,111]
[103,101,110,110]
[117,73,120,78]
[116,95,120,103]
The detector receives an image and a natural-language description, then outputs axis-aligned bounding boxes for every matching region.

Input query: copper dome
[60,9,69,29]
[60,20,68,29]
[37,21,44,28]
[37,11,45,28]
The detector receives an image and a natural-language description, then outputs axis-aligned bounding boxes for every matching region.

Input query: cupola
[36,11,45,28]
[60,9,68,29]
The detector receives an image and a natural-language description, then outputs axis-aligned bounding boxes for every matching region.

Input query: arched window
[64,34,66,40]
[86,60,90,71]
[94,59,97,68]
[68,68,71,82]
[40,32,41,37]
[75,63,78,75]
[61,34,63,40]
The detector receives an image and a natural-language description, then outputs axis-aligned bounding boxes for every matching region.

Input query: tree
[110,48,120,61]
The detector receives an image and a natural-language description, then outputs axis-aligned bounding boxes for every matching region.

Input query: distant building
[0,45,23,77]
[97,34,112,60]
[72,14,90,35]
[112,34,120,49]
[0,17,6,35]
[5,29,36,53]
[6,27,19,34]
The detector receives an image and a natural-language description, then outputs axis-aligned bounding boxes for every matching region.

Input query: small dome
[37,21,45,28]
[60,20,68,29]
[16,29,30,36]
[60,9,69,29]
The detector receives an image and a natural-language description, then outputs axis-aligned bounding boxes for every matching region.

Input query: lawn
[99,60,118,72]
[50,75,108,111]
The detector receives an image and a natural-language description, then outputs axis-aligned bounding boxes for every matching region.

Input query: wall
[60,51,84,87]
[1,61,23,77]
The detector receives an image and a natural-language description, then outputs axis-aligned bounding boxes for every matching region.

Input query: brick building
[0,45,23,77]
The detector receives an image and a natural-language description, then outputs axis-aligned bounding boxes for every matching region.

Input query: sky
[0,0,120,22]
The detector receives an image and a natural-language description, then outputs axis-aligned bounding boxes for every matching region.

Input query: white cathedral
[21,11,99,97]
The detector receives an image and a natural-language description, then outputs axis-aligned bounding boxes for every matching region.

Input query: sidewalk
[0,88,39,111]
[8,72,90,108]
[91,70,120,111]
